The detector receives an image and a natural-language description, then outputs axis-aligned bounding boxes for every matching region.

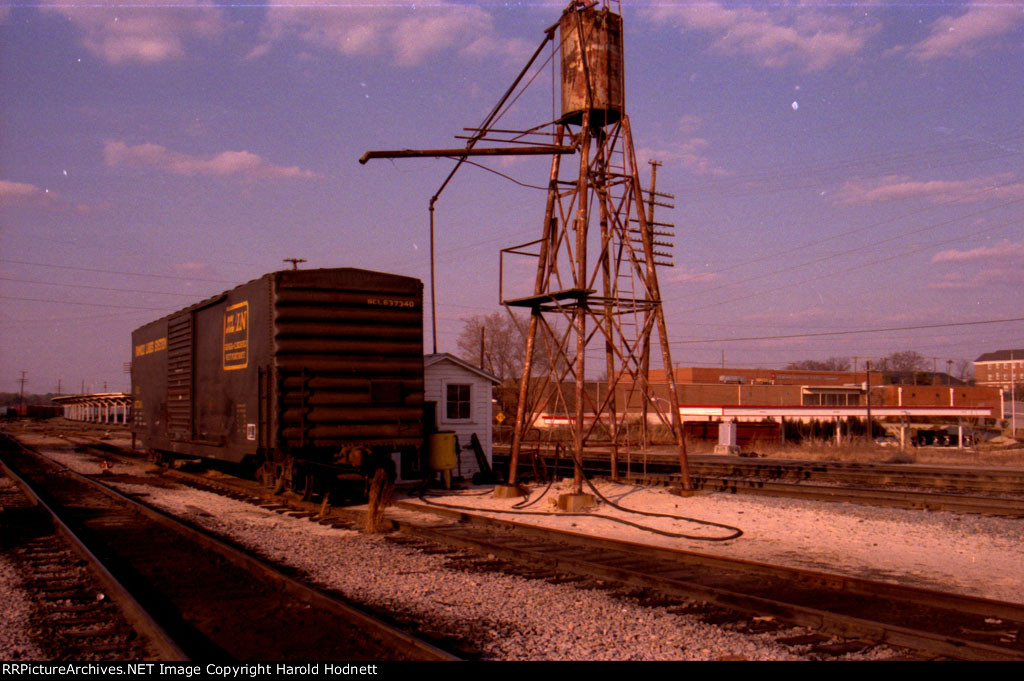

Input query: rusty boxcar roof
[132,267,422,334]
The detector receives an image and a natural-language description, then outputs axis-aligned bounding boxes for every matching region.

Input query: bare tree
[455,311,526,382]
[876,350,928,384]
[455,311,566,379]
[455,311,569,421]
[785,356,851,371]
[955,358,974,384]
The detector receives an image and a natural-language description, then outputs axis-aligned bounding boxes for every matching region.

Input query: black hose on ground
[417,442,743,542]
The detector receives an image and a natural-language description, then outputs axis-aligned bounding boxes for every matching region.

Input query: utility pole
[865,361,872,442]
[283,258,306,270]
[18,371,27,413]
[1013,350,1018,438]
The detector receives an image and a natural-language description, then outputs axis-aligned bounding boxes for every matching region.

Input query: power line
[670,317,1024,346]
[676,132,1024,201]
[667,178,1024,301]
[0,295,173,311]
[672,212,1021,315]
[0,259,238,284]
[0,276,207,298]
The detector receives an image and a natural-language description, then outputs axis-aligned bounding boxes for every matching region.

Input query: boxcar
[131,268,425,496]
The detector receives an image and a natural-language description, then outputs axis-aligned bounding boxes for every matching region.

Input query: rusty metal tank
[559,5,625,127]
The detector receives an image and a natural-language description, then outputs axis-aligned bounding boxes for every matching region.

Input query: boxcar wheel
[271,463,287,495]
[287,461,315,501]
[260,462,277,490]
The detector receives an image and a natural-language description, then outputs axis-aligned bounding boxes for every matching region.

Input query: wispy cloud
[908,2,1024,61]
[835,174,1024,204]
[643,2,878,71]
[0,180,56,207]
[668,269,721,285]
[932,240,1024,264]
[929,268,1023,290]
[637,116,732,177]
[39,0,226,64]
[252,0,531,67]
[104,141,316,181]
[929,240,1024,291]
[0,179,111,213]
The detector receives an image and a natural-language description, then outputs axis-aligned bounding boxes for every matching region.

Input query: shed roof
[424,353,501,384]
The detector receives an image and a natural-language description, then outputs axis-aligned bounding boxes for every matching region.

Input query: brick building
[639,366,1001,416]
[974,350,1023,392]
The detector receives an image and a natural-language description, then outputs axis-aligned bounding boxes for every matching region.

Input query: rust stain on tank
[559,6,625,127]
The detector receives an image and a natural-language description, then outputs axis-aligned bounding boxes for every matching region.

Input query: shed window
[446,384,471,420]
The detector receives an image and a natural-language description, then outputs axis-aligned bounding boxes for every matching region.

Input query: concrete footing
[669,486,701,498]
[557,493,596,512]
[714,444,742,455]
[492,484,527,499]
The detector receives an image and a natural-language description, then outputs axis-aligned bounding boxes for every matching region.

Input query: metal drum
[428,431,457,489]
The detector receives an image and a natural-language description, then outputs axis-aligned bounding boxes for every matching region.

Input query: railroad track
[686,457,1024,495]
[51,436,1023,660]
[0,475,167,660]
[0,433,458,662]
[494,450,1024,517]
[21,422,1024,515]
[11,425,1023,660]
[391,499,1024,661]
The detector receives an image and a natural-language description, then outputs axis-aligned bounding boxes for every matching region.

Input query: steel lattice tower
[503,2,691,500]
[362,1,692,496]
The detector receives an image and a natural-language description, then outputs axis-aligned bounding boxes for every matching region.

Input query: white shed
[424,353,500,480]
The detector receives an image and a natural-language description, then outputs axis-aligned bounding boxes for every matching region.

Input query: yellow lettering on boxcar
[134,337,167,358]
[366,297,415,308]
[223,301,250,370]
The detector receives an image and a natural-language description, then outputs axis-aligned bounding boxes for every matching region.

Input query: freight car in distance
[131,268,425,498]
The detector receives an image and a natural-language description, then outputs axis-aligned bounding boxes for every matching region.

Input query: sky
[1,0,1023,395]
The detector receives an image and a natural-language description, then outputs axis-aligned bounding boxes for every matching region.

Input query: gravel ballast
[0,479,48,661]
[105,481,828,660]
[5,441,1022,660]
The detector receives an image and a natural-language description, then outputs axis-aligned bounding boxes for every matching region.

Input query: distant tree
[887,350,927,373]
[1,391,56,407]
[456,312,520,382]
[456,311,569,420]
[455,311,567,381]
[785,356,851,371]
[955,359,974,384]
[876,350,928,384]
